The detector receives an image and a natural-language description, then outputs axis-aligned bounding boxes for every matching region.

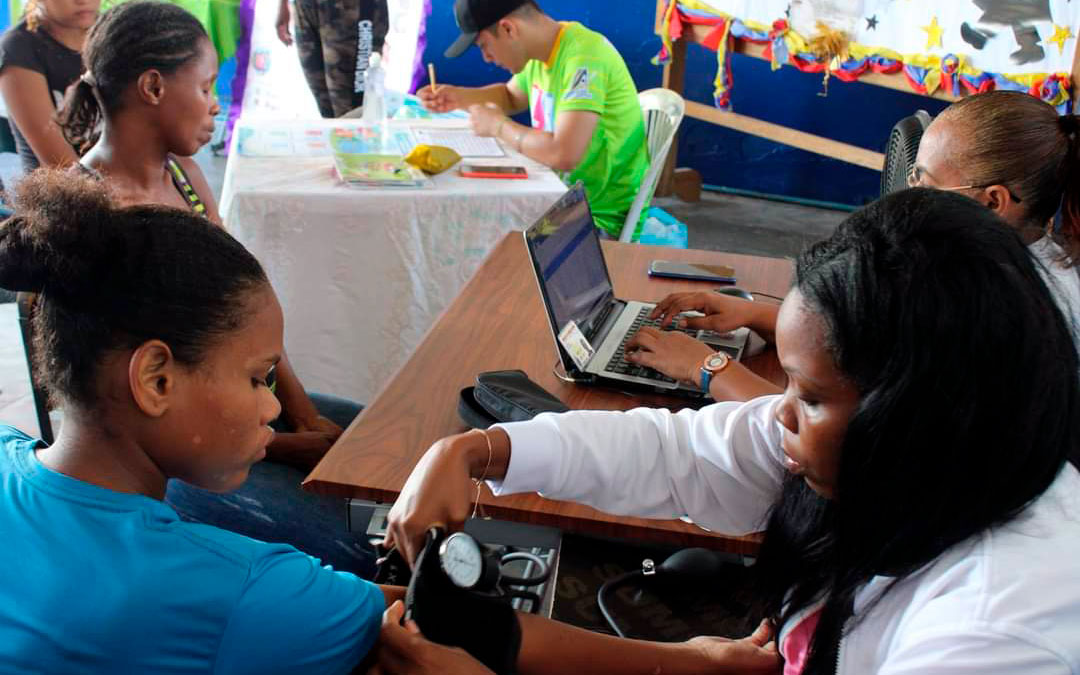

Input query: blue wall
[423,0,952,206]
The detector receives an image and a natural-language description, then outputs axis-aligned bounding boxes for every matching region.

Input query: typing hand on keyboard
[623,325,716,386]
[603,308,696,383]
[648,291,762,336]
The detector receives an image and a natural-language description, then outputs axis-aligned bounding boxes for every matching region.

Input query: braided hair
[56,1,208,153]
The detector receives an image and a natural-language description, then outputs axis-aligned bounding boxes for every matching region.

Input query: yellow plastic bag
[403,144,462,175]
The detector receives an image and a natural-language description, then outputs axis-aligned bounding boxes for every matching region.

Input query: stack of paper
[329,127,431,188]
[410,128,505,158]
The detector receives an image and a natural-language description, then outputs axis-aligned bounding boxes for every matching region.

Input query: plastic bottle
[362,52,387,131]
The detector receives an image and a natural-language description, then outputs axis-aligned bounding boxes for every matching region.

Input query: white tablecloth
[220,119,567,402]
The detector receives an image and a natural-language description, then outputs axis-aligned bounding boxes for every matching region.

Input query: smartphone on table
[459,164,529,179]
[648,260,737,284]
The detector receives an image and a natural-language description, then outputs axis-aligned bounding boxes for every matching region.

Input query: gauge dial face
[439,533,484,588]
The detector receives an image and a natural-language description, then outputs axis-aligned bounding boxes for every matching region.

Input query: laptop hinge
[587,298,626,353]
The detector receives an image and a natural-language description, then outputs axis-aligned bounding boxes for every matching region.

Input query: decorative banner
[233,0,321,121]
[656,0,1078,112]
[790,0,864,37]
[228,0,429,145]
[383,0,430,94]
[235,0,428,120]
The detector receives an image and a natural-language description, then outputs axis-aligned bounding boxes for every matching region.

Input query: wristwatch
[699,351,731,393]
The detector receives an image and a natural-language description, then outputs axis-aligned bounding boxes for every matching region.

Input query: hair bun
[0,216,48,292]
[0,170,119,301]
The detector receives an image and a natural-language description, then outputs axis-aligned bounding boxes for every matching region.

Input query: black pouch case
[458,370,569,429]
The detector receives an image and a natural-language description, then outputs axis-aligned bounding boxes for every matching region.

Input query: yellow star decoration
[1049,24,1075,56]
[921,16,944,51]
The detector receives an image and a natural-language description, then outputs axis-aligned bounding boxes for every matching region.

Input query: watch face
[705,352,730,370]
[438,533,484,588]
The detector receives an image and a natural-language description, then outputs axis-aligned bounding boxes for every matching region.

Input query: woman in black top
[0,0,99,173]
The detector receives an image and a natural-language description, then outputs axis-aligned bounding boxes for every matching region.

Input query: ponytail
[1058,114,1080,266]
[56,76,103,155]
[54,1,208,157]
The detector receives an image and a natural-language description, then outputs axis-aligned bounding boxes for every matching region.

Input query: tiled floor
[0,149,849,437]
[657,192,845,260]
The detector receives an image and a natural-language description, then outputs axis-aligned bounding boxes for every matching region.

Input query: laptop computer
[524,184,750,397]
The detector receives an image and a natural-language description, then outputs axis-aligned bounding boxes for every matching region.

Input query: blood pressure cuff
[404,529,522,675]
[458,369,570,429]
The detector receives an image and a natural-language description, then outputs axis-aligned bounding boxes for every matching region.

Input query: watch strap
[699,366,713,393]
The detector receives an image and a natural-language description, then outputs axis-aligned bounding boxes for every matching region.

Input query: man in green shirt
[420,0,649,238]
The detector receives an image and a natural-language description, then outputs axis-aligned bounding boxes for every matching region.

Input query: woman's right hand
[650,292,776,339]
[686,620,781,674]
[383,433,483,567]
[416,85,465,113]
[625,327,715,384]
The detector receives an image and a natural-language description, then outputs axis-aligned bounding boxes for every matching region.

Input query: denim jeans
[164,392,375,578]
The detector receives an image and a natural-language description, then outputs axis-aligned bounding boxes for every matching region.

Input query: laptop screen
[525,185,614,344]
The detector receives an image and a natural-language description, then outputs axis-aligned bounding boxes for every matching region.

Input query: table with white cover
[220,118,566,402]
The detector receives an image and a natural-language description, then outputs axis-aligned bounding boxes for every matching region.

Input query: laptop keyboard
[604,307,699,384]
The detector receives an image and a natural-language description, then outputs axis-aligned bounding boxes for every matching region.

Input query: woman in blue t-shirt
[0,169,394,673]
[0,0,98,172]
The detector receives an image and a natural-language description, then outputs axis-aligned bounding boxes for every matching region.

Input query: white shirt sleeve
[1029,237,1080,347]
[489,395,788,536]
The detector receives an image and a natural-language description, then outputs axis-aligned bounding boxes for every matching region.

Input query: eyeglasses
[907,165,1023,204]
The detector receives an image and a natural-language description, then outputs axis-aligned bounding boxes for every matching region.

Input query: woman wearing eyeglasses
[907,91,1080,346]
[620,91,1080,400]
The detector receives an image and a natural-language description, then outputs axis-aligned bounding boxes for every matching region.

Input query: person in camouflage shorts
[276,0,388,118]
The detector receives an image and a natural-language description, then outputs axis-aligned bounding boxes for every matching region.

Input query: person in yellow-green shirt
[419,0,649,238]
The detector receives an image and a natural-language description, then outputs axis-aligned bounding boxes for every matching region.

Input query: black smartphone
[648,260,737,283]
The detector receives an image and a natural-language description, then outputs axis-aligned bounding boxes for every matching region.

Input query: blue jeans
[165,392,375,578]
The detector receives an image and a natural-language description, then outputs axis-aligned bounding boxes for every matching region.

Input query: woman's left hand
[367,601,496,675]
[295,415,344,439]
[468,103,507,138]
[265,431,338,469]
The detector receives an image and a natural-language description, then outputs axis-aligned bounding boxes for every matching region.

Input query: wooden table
[304,234,794,554]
